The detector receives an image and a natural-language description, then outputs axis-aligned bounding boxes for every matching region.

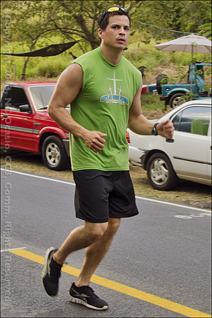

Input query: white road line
[1,168,211,214]
[1,247,26,253]
[135,196,211,214]
[1,168,75,186]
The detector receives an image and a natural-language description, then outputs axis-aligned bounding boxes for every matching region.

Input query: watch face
[152,124,158,135]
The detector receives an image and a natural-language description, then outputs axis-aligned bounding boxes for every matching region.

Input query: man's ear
[98,28,104,40]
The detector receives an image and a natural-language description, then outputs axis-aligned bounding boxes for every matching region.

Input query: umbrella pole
[190,45,194,97]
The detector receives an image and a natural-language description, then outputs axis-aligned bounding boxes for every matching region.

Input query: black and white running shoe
[69,283,108,310]
[42,247,62,296]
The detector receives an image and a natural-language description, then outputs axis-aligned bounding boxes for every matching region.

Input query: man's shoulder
[72,48,99,65]
[122,56,141,76]
[122,56,139,70]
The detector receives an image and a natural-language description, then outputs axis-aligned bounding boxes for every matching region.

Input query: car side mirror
[19,104,32,113]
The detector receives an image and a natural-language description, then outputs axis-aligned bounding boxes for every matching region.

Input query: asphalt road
[1,169,211,318]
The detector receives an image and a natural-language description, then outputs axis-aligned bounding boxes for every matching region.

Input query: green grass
[141,93,165,111]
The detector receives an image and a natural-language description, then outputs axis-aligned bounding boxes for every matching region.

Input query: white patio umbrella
[154,33,212,60]
[154,33,211,93]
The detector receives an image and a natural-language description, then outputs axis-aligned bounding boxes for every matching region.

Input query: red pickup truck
[0,81,70,170]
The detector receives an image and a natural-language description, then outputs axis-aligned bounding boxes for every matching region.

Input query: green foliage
[141,93,165,111]
[35,57,70,78]
[180,92,193,103]
[198,23,212,40]
[3,0,211,54]
[0,37,82,80]
[1,0,211,81]
[124,36,211,69]
[1,36,211,82]
[179,1,211,33]
[133,0,212,40]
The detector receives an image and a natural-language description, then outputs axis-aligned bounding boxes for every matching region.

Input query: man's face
[98,15,130,50]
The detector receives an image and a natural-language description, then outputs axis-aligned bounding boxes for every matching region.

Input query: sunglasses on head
[107,7,128,13]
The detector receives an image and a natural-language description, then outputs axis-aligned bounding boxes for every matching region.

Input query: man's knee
[84,222,108,240]
[107,218,121,234]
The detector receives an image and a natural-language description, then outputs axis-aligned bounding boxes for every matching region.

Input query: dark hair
[97,7,131,30]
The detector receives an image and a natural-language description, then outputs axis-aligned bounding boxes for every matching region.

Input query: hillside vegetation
[1,33,211,86]
[1,0,211,95]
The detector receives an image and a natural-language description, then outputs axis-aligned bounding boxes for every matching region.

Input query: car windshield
[29,85,56,110]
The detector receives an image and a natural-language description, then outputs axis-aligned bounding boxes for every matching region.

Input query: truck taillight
[126,131,130,143]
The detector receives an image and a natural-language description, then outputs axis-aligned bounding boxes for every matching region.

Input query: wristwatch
[152,123,159,136]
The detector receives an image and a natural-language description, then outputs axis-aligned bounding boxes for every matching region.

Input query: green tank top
[70,47,141,171]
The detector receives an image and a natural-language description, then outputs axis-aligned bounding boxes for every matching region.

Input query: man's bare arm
[128,82,174,139]
[48,63,107,153]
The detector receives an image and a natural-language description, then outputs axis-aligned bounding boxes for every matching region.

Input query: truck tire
[42,135,70,171]
[169,93,185,108]
[156,74,168,94]
[146,152,179,190]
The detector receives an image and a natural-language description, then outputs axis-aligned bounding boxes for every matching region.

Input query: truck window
[3,87,30,111]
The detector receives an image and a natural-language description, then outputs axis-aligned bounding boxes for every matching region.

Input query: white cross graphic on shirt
[107,71,122,95]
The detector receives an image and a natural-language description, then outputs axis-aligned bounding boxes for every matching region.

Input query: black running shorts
[73,170,139,223]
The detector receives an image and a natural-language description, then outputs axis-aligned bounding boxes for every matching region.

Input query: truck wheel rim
[46,143,60,166]
[173,96,183,108]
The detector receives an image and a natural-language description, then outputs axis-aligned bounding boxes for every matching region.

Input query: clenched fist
[83,131,107,153]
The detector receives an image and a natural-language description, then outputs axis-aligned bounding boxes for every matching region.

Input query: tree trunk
[21,57,30,80]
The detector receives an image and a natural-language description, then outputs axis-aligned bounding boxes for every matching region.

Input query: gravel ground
[1,148,211,210]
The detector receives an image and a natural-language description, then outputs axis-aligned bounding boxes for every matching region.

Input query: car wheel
[42,135,70,171]
[147,153,179,190]
[169,93,185,108]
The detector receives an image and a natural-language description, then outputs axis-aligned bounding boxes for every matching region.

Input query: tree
[134,0,212,40]
[49,0,145,51]
[2,0,211,77]
[1,0,60,78]
[1,0,145,76]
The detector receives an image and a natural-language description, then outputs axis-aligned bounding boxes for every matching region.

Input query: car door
[168,105,211,183]
[0,86,35,151]
[206,119,211,181]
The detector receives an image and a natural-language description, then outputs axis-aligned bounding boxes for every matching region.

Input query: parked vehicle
[157,62,212,108]
[127,99,211,190]
[0,81,70,171]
